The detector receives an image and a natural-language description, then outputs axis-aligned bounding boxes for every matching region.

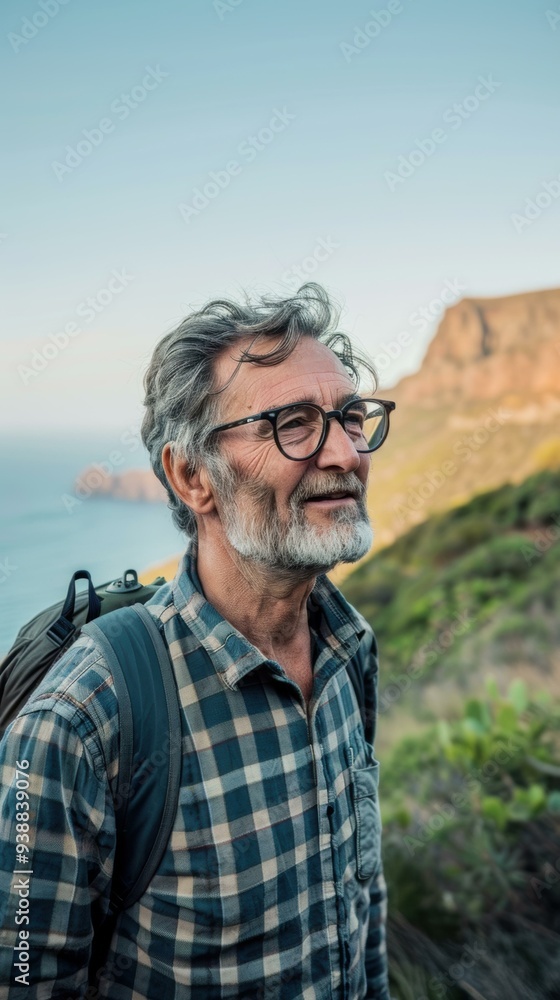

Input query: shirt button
[326,803,334,817]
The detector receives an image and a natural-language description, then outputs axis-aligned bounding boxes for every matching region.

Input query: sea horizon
[0,431,185,654]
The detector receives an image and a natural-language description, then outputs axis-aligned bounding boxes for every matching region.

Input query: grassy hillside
[342,469,560,749]
[340,469,560,998]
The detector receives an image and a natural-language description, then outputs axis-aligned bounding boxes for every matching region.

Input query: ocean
[0,431,185,655]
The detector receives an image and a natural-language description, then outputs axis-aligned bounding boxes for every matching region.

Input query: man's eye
[282,417,307,430]
[344,411,365,428]
[277,407,314,430]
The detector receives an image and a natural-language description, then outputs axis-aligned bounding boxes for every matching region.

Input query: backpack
[0,567,182,983]
[0,568,167,737]
[0,564,370,982]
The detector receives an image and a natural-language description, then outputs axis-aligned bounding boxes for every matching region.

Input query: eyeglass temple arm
[211,411,274,433]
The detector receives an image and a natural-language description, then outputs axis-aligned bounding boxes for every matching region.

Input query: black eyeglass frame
[208,397,396,461]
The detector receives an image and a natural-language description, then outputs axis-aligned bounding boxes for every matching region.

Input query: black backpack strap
[347,632,376,747]
[346,656,366,734]
[82,604,182,979]
[46,570,101,648]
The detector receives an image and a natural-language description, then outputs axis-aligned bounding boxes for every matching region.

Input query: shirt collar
[170,538,367,690]
[308,573,367,660]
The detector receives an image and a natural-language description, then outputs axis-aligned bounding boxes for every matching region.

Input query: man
[0,283,393,998]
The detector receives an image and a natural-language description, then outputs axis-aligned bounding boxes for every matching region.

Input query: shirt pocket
[349,749,382,881]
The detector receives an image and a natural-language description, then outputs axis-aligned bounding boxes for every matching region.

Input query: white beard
[226,513,373,573]
[209,460,373,573]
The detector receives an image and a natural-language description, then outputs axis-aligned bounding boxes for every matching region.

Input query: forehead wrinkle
[268,389,360,410]
[235,368,355,415]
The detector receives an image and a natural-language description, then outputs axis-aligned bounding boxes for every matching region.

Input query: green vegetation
[342,470,560,714]
[340,470,560,997]
[381,682,560,999]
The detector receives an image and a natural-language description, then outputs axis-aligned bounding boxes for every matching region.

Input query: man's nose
[314,414,362,472]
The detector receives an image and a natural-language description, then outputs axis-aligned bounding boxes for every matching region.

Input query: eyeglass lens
[275,400,387,459]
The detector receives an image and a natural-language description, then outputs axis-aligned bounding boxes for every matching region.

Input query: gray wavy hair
[141,283,377,536]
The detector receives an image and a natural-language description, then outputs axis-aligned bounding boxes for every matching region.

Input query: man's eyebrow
[267,391,362,410]
[340,392,364,406]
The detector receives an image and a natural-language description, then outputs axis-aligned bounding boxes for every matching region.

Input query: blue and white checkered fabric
[0,542,390,998]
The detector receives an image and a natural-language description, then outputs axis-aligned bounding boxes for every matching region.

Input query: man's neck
[195,531,319,660]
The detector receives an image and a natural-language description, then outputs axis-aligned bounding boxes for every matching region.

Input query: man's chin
[282,522,374,572]
[308,518,373,554]
[333,534,374,566]
[223,514,373,575]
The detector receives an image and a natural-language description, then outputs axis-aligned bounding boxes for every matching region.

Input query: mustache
[290,473,366,505]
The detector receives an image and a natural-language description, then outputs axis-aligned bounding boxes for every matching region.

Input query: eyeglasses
[208,397,396,461]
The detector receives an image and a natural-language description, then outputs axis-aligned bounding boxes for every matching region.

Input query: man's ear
[161,443,216,516]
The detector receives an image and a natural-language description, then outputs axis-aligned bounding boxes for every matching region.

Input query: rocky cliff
[393,286,560,406]
[369,285,560,552]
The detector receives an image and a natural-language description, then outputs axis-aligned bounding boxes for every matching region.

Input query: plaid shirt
[0,543,390,999]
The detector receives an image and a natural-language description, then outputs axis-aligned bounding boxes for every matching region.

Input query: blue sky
[1,0,559,431]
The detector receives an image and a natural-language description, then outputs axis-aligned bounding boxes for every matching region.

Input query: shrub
[383,683,560,999]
